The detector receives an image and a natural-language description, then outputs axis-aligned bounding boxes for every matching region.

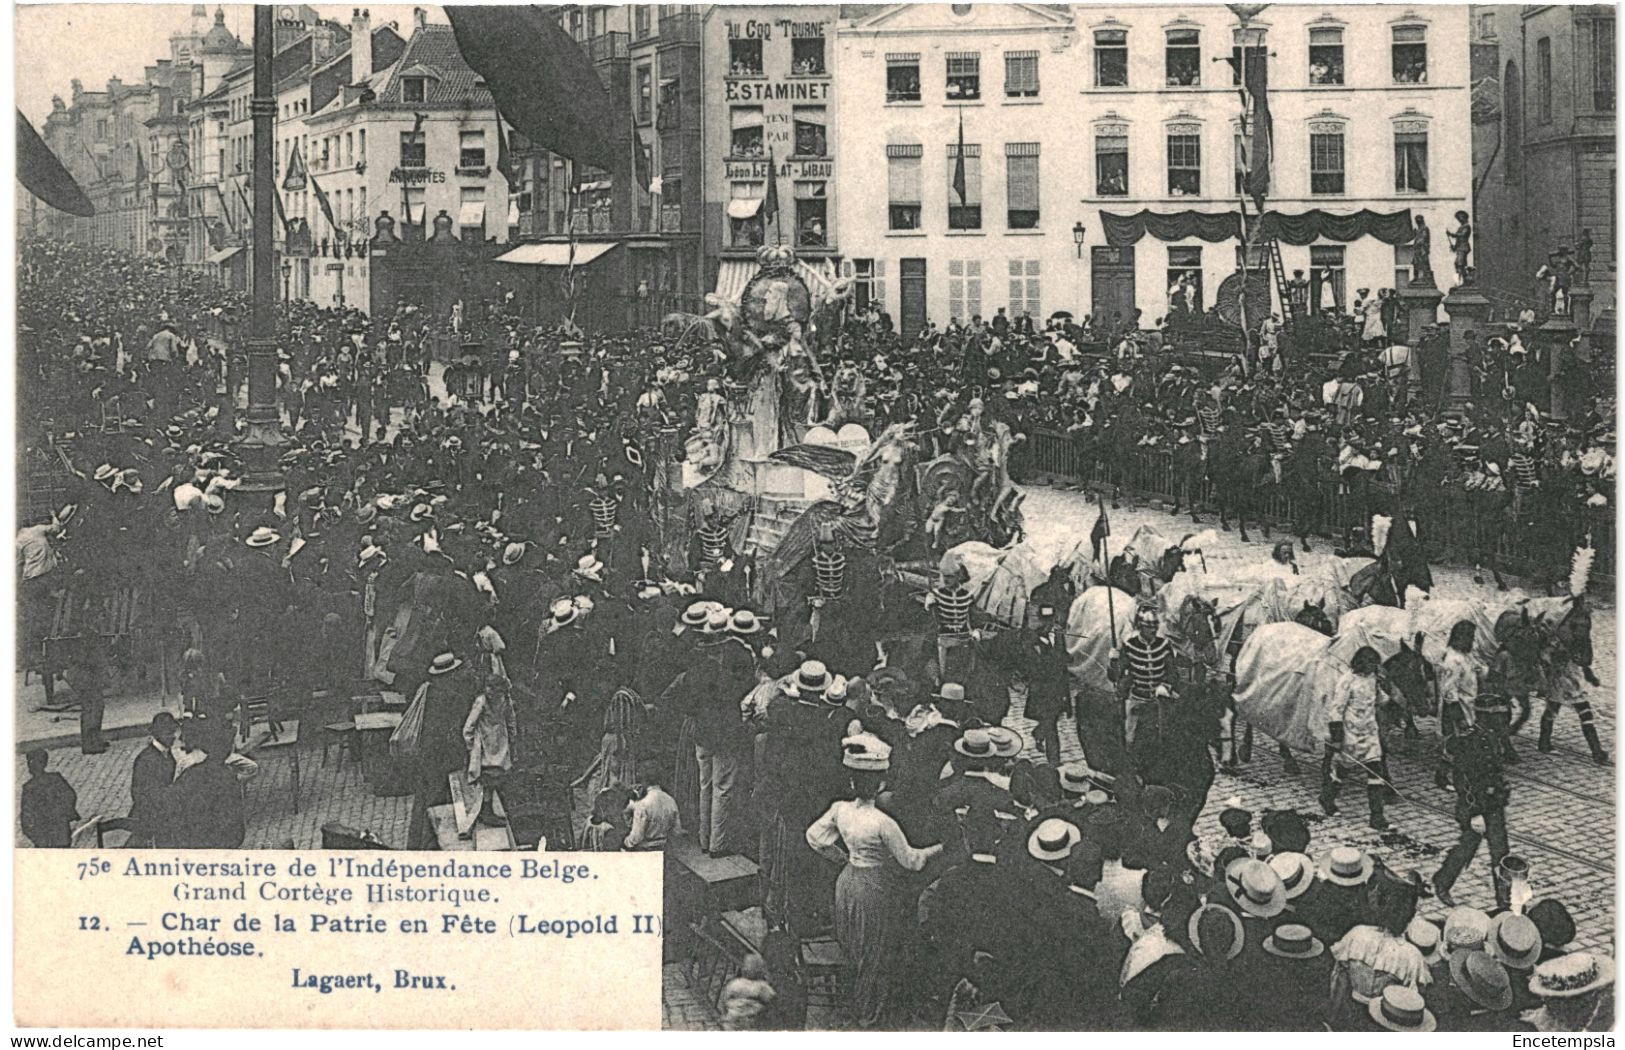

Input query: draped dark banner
[1101,209,1414,247]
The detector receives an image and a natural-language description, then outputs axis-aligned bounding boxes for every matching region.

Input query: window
[1593,20,1616,111]
[589,9,606,37]
[793,106,827,158]
[1096,133,1128,196]
[729,107,764,157]
[1167,132,1200,196]
[1166,29,1201,86]
[1309,27,1344,85]
[358,129,365,159]
[569,11,583,40]
[1006,143,1040,229]
[947,53,980,100]
[946,143,982,230]
[1008,259,1040,319]
[634,6,651,39]
[851,259,886,313]
[886,54,921,102]
[459,130,486,169]
[1537,37,1553,122]
[795,181,827,248]
[660,176,682,232]
[345,132,354,166]
[1231,41,1267,85]
[1393,243,1411,291]
[728,181,764,247]
[1392,25,1427,84]
[729,38,763,77]
[1394,128,1428,193]
[403,77,427,103]
[636,66,652,123]
[1166,246,1203,314]
[400,130,426,168]
[1477,12,1495,40]
[1095,30,1128,87]
[1310,245,1345,313]
[792,37,826,76]
[886,145,922,230]
[1005,51,1039,98]
[948,259,982,322]
[1310,129,1345,195]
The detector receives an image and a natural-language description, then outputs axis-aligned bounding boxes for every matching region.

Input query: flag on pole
[273,184,288,231]
[1242,49,1272,212]
[762,148,779,228]
[17,110,93,216]
[133,145,147,197]
[283,143,308,192]
[496,119,520,191]
[233,175,254,220]
[310,173,338,233]
[1090,496,1111,565]
[952,108,968,206]
[214,184,236,231]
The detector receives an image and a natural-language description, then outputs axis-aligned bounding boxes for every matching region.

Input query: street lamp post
[1073,220,1087,316]
[236,4,285,500]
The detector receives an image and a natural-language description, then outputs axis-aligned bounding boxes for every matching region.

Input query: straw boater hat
[1451,950,1514,1012]
[1528,952,1616,999]
[935,682,970,705]
[1268,852,1315,900]
[1319,846,1374,887]
[1224,857,1287,919]
[575,553,605,581]
[1056,761,1115,797]
[93,464,117,482]
[790,660,831,699]
[679,601,713,629]
[1026,818,1081,864]
[1263,923,1325,960]
[727,609,763,635]
[984,726,1023,758]
[427,652,462,676]
[1443,907,1492,957]
[1188,903,1246,961]
[548,598,579,630]
[1487,913,1544,971]
[502,542,527,566]
[699,608,732,634]
[245,526,281,548]
[1406,917,1444,964]
[953,728,999,760]
[1368,986,1436,1032]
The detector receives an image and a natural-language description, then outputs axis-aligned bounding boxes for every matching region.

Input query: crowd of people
[15,238,1614,1031]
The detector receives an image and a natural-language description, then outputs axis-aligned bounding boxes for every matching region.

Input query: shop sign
[723,80,831,103]
[388,168,448,185]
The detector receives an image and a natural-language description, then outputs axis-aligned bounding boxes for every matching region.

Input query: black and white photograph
[12,0,1619,1033]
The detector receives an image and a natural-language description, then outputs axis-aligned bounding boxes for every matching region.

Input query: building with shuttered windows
[831,4,1471,339]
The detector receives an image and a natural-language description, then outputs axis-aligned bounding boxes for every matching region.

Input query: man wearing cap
[1433,712,1512,909]
[933,728,1018,829]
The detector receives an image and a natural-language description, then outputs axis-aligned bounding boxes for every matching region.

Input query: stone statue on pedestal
[1577,229,1594,286]
[1447,210,1473,286]
[1409,215,1434,287]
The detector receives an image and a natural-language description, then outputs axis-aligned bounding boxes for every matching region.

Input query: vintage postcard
[14,1,1617,1034]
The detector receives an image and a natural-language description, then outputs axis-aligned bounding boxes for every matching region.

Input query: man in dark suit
[163,719,245,849]
[128,712,179,847]
[916,809,1023,1006]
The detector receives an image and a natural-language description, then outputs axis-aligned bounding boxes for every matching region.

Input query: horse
[1281,438,1330,552]
[1169,436,1206,524]
[1207,428,1273,543]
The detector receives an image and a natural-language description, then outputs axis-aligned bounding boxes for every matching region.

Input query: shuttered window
[1006,143,1039,229]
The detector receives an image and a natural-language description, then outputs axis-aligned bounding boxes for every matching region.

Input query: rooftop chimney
[413,7,426,30]
[351,7,373,79]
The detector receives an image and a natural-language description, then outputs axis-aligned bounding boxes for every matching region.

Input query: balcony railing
[588,31,630,63]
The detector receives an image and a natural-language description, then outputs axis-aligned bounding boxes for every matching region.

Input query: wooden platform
[444,770,516,851]
[666,834,759,914]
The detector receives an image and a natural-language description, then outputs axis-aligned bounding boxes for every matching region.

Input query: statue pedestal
[1442,283,1492,415]
[1397,282,1443,346]
[1571,287,1595,332]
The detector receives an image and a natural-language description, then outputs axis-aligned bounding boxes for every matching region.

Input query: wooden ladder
[1266,238,1302,325]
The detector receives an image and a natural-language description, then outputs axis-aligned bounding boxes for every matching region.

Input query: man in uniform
[1112,605,1174,746]
[1433,715,1512,909]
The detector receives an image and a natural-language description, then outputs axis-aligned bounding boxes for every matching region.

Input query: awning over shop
[457,200,487,227]
[1099,209,1416,247]
[713,257,839,302]
[507,197,519,227]
[207,246,244,264]
[726,198,762,220]
[494,241,619,266]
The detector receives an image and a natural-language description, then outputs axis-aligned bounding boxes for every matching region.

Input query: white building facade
[831,4,1472,337]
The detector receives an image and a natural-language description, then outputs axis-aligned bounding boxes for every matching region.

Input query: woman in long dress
[805,736,943,1027]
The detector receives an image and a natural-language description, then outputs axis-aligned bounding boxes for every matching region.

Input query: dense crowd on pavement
[15,239,1615,1031]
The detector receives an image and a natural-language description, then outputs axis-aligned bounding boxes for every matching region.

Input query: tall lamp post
[236,4,285,500]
